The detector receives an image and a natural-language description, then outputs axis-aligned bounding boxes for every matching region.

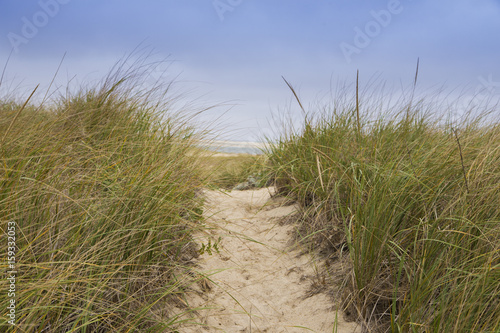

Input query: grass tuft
[266,79,500,332]
[202,153,268,190]
[1,62,208,331]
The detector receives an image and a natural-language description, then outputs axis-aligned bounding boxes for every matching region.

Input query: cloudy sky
[1,0,499,141]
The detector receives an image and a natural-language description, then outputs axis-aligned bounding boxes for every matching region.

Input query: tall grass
[0,64,207,331]
[267,83,500,332]
[202,154,268,189]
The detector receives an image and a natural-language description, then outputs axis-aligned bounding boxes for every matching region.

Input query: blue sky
[1,0,499,140]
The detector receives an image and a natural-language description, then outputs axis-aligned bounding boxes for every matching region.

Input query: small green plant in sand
[198,236,222,256]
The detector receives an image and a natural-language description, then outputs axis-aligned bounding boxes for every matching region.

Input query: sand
[178,188,360,333]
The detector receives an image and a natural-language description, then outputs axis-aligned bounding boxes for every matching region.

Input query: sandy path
[180,188,359,333]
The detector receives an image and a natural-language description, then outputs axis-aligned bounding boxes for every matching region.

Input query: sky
[1,0,500,141]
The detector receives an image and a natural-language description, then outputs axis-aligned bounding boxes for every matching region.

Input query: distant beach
[198,140,268,155]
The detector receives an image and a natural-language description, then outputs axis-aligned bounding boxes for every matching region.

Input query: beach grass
[0,63,208,331]
[266,82,500,332]
[202,153,268,190]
